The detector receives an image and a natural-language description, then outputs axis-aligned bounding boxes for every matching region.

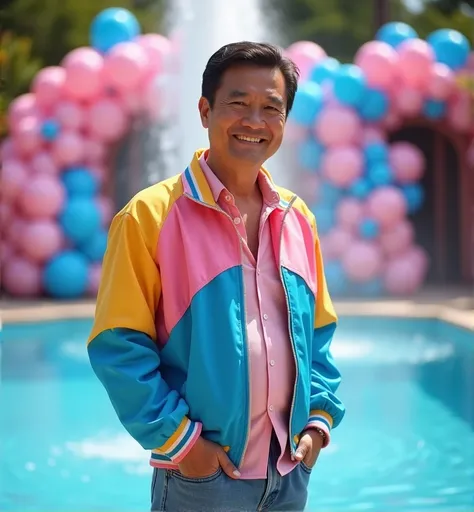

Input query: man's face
[199,65,287,166]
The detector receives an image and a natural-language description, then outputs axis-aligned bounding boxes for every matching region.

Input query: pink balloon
[428,63,455,101]
[3,256,42,296]
[384,251,426,295]
[62,47,104,101]
[342,241,383,282]
[367,186,407,228]
[383,105,402,130]
[143,76,165,121]
[394,86,424,117]
[8,93,41,131]
[321,227,354,260]
[54,100,85,131]
[89,164,108,186]
[19,219,64,262]
[0,242,15,268]
[362,125,386,144]
[87,98,128,142]
[32,66,66,109]
[96,196,114,226]
[337,198,365,231]
[18,175,65,219]
[380,220,415,257]
[447,92,472,133]
[83,137,107,163]
[103,42,148,92]
[0,202,12,233]
[118,90,145,115]
[51,130,85,166]
[1,159,29,202]
[5,217,27,249]
[137,34,171,78]
[1,138,20,160]
[285,41,327,81]
[31,151,59,175]
[284,121,308,144]
[14,116,43,155]
[87,263,103,296]
[314,105,362,146]
[322,145,364,188]
[389,142,425,184]
[355,41,399,89]
[398,39,435,90]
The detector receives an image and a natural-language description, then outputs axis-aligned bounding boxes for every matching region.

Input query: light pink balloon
[383,105,402,130]
[143,75,167,121]
[62,47,104,101]
[14,116,43,155]
[1,137,20,160]
[1,159,29,202]
[389,142,425,184]
[51,130,85,166]
[285,41,327,81]
[394,86,424,117]
[96,196,114,226]
[118,90,144,115]
[398,39,435,90]
[0,202,12,233]
[321,227,354,260]
[380,220,414,257]
[87,263,103,296]
[83,137,107,163]
[3,256,42,296]
[5,217,27,249]
[355,41,399,89]
[18,175,65,219]
[31,151,59,175]
[19,219,64,262]
[367,186,407,228]
[314,105,362,146]
[103,42,148,93]
[8,93,41,131]
[54,100,85,131]
[87,98,128,142]
[337,198,365,231]
[137,34,171,78]
[384,251,426,295]
[342,241,383,282]
[322,145,364,188]
[362,125,386,144]
[447,92,472,133]
[428,63,455,101]
[32,66,66,109]
[0,242,14,268]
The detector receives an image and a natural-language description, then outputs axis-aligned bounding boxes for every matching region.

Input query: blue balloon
[350,178,372,199]
[333,65,366,107]
[290,82,324,126]
[359,88,389,121]
[298,139,325,171]
[358,277,383,297]
[62,167,99,198]
[427,29,470,71]
[309,58,340,85]
[368,162,393,186]
[311,205,335,235]
[43,251,89,298]
[324,261,348,296]
[41,119,60,141]
[423,99,446,119]
[376,22,418,48]
[359,218,380,239]
[318,182,343,206]
[90,8,140,53]
[60,198,101,244]
[80,230,108,262]
[364,141,389,164]
[402,183,425,213]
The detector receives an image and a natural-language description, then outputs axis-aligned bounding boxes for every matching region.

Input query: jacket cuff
[304,410,333,448]
[156,417,202,464]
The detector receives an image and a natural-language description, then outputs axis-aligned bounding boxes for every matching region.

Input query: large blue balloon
[376,22,418,48]
[427,29,470,71]
[290,82,323,126]
[90,8,140,53]
[60,198,101,244]
[359,88,389,121]
[333,65,366,108]
[324,261,348,296]
[350,178,372,199]
[43,251,89,298]
[298,139,325,171]
[80,230,108,262]
[62,167,99,198]
[423,99,446,119]
[364,141,388,164]
[368,162,393,186]
[402,183,425,214]
[311,205,335,235]
[309,58,340,85]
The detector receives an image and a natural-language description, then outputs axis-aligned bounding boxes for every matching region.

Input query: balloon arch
[1,10,473,299]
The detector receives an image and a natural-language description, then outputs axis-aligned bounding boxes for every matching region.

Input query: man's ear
[198,96,211,128]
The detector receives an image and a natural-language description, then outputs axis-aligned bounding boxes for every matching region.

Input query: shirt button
[263,314,268,320]
[233,217,241,225]
[270,360,275,367]
[225,195,231,202]
[268,405,274,412]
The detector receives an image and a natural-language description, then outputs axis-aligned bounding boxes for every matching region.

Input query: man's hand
[293,429,324,469]
[178,437,241,479]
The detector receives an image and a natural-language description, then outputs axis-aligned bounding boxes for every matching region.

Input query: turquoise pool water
[1,317,473,511]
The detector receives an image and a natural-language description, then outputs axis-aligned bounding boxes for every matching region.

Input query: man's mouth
[233,135,266,144]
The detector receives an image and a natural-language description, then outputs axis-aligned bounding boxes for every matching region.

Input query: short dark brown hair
[202,41,300,116]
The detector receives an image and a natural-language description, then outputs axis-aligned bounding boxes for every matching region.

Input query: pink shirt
[199,152,298,479]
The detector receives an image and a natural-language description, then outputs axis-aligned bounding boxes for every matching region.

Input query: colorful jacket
[87,149,345,469]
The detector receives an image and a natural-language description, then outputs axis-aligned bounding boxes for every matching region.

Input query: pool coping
[2,297,473,331]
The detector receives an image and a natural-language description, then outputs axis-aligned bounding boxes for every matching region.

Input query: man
[88,41,345,512]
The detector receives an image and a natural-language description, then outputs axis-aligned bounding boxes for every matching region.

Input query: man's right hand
[178,437,241,479]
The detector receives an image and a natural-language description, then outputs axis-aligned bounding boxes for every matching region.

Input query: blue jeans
[151,435,312,511]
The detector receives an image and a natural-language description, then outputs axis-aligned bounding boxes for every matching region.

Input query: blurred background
[1,1,474,511]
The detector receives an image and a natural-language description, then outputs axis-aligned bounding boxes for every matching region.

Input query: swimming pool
[1,316,473,511]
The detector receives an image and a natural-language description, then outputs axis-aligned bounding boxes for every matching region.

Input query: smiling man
[88,41,345,512]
